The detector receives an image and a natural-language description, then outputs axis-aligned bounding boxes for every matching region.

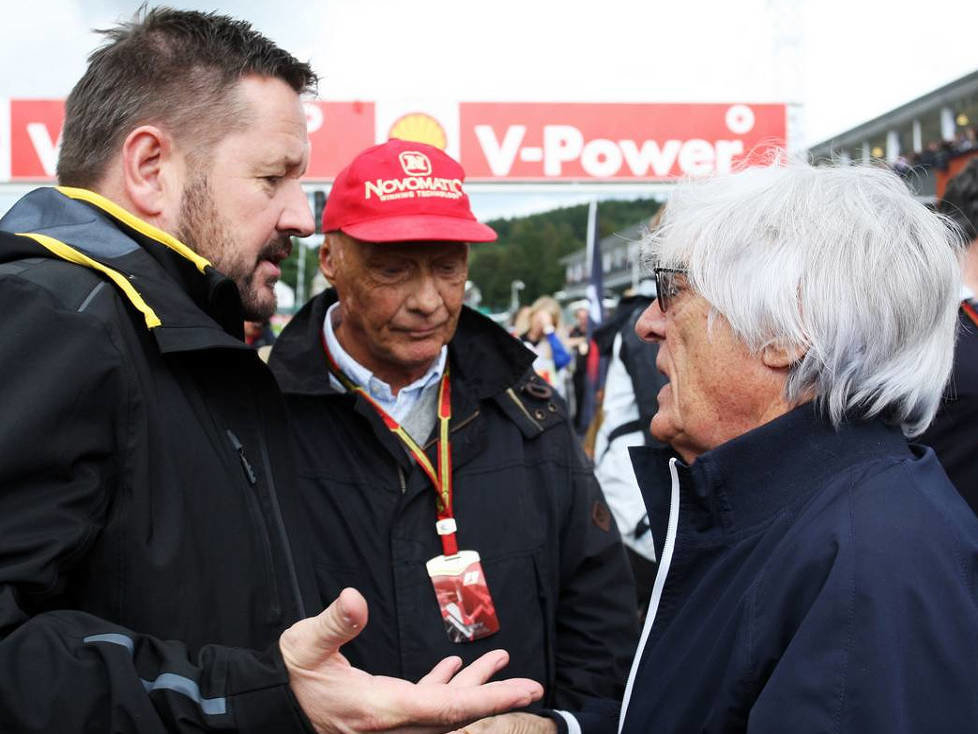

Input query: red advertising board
[4,99,376,182]
[459,103,786,180]
[10,99,64,180]
[306,100,375,179]
[2,99,786,182]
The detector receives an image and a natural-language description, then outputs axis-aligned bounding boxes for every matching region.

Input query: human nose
[408,272,443,315]
[635,298,666,343]
[278,181,315,237]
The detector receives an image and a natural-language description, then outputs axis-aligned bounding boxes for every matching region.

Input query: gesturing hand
[451,712,559,734]
[280,587,544,734]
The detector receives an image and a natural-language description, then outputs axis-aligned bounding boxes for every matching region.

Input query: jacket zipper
[254,421,307,618]
[618,456,681,733]
[226,429,281,619]
[229,429,257,484]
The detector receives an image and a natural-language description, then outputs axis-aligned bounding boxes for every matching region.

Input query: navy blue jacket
[620,404,978,733]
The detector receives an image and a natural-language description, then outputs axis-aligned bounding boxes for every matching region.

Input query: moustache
[258,237,293,265]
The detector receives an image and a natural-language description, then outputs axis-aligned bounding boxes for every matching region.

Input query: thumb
[280,587,368,670]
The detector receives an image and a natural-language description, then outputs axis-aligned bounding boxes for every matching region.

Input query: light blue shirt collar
[322,302,447,423]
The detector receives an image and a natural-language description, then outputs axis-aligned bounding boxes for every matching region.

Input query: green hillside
[470,197,662,311]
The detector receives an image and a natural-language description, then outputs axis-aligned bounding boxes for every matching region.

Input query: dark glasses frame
[653,267,688,313]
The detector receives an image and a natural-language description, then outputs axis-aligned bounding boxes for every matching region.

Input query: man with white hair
[618,162,978,732]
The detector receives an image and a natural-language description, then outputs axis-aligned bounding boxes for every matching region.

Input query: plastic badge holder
[426,549,500,643]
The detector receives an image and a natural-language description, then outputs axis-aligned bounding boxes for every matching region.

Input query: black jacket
[621,405,978,733]
[269,290,638,734]
[593,295,665,449]
[919,301,978,515]
[0,187,315,732]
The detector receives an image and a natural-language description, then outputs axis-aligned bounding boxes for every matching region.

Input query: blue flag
[585,199,603,334]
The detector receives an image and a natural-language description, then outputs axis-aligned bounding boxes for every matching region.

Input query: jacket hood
[270,288,538,400]
[0,187,248,352]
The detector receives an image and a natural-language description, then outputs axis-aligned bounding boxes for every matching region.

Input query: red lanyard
[963,300,978,329]
[321,334,459,556]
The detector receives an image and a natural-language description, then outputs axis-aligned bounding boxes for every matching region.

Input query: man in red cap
[269,139,637,734]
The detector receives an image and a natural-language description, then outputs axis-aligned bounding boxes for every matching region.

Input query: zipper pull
[227,429,257,485]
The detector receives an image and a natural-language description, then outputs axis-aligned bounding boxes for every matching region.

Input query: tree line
[471,197,662,311]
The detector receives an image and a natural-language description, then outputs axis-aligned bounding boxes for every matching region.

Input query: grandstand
[808,69,978,199]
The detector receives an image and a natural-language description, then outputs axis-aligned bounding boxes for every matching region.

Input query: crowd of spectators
[892,125,978,177]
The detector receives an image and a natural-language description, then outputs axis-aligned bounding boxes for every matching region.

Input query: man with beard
[0,8,541,733]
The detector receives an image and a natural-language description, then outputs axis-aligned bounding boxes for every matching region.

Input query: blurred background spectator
[244,320,276,348]
[518,296,572,396]
[566,300,594,435]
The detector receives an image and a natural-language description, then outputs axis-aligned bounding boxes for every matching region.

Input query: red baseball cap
[322,139,497,243]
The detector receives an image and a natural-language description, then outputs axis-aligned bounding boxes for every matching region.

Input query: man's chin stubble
[237,274,277,321]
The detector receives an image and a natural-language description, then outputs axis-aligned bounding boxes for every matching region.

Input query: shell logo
[388,112,447,150]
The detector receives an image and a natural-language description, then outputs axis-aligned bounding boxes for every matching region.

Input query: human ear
[761,340,806,369]
[120,126,176,221]
[319,235,338,279]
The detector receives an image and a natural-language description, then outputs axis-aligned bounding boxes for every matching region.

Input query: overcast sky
[2,0,977,218]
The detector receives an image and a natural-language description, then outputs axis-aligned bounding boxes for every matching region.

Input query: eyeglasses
[654,267,688,313]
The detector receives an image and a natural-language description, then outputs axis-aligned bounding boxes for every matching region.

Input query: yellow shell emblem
[388,113,447,150]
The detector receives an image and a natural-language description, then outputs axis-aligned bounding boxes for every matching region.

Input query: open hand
[280,588,544,733]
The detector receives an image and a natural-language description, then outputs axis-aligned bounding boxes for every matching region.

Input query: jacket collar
[631,404,912,535]
[270,288,537,400]
[0,187,248,352]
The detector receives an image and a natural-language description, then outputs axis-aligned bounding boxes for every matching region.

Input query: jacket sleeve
[0,276,311,733]
[546,331,573,371]
[547,426,639,734]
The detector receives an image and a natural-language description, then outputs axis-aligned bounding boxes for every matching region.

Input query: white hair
[643,160,963,437]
